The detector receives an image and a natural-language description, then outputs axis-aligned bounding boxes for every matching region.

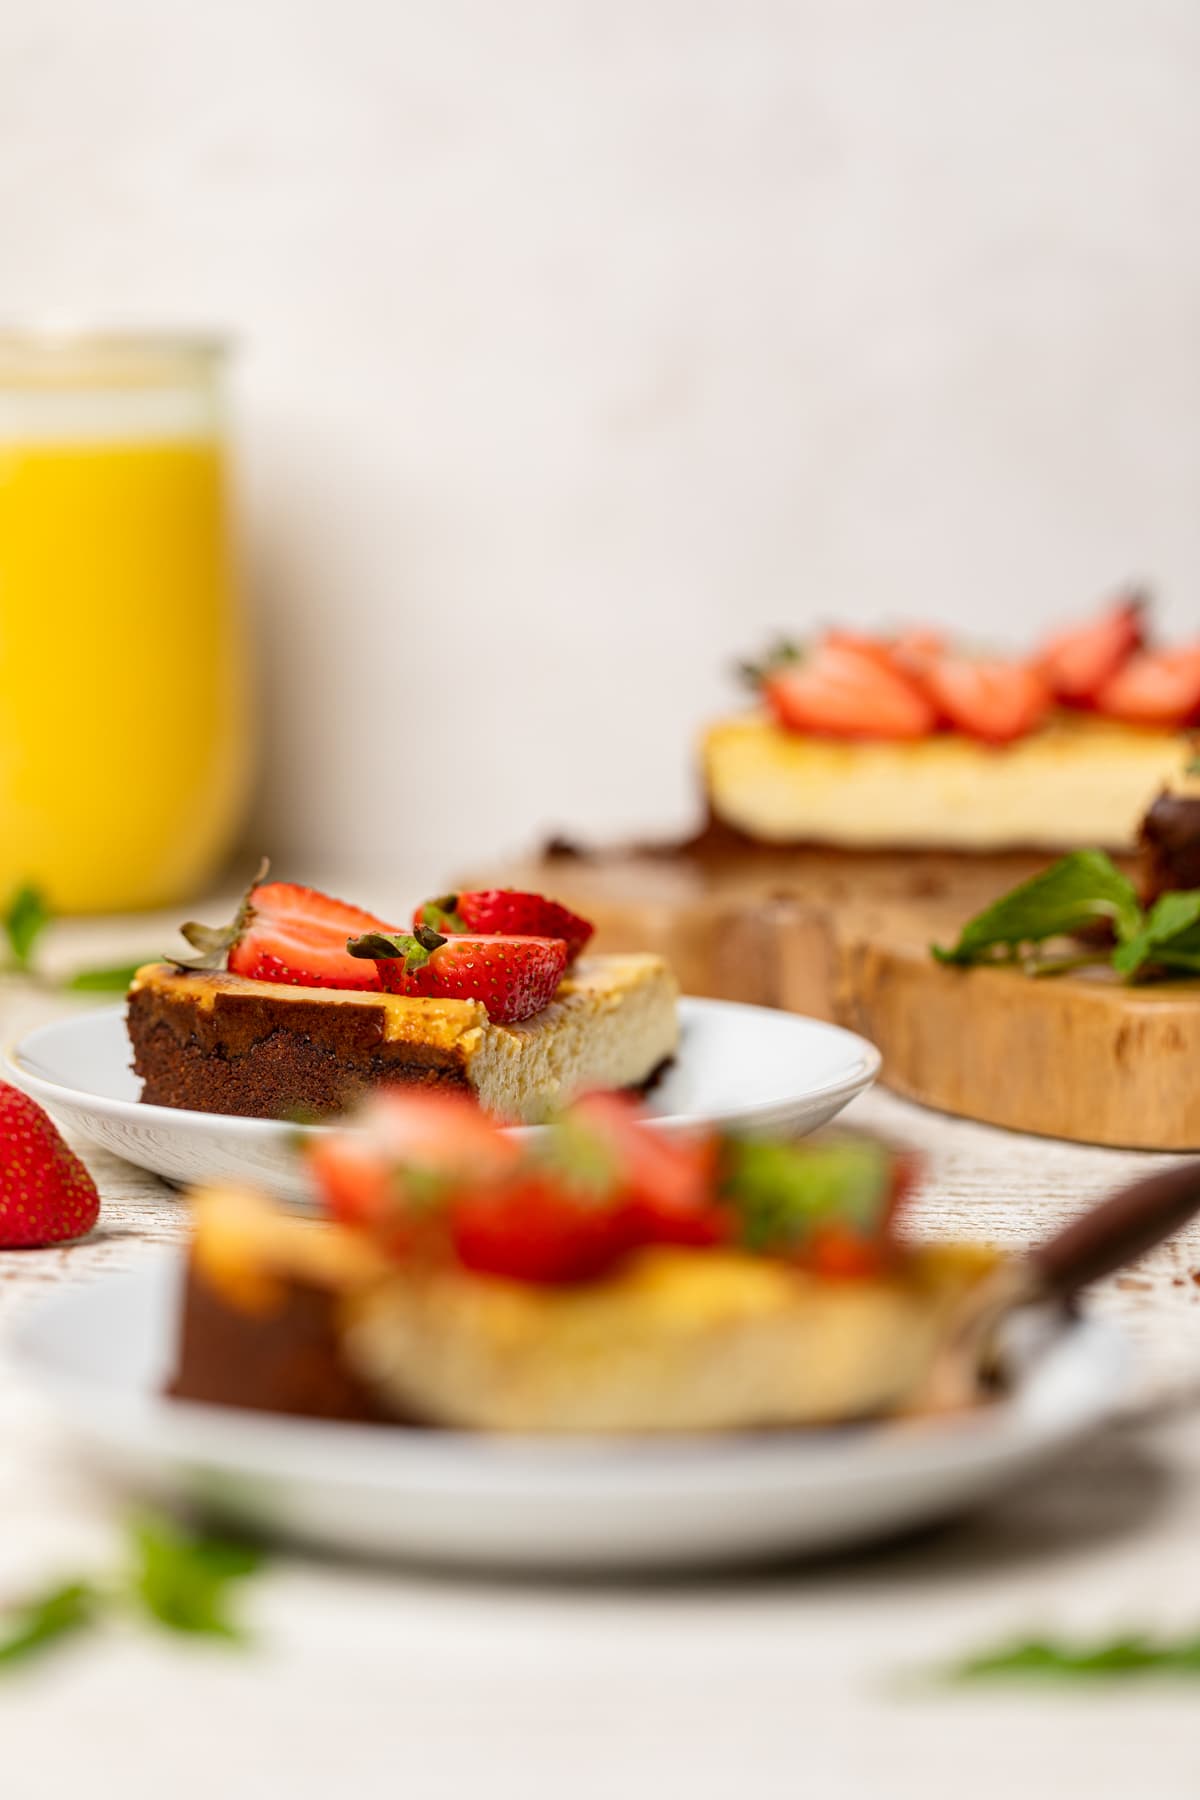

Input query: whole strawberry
[0,1083,100,1248]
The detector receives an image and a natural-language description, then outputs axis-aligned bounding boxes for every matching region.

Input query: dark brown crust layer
[129,982,471,1121]
[168,1263,387,1421]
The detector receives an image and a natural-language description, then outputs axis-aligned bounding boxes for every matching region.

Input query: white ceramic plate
[5,998,881,1206]
[10,1257,1126,1571]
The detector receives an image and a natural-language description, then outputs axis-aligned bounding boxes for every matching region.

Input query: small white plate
[5,998,881,1206]
[9,1257,1126,1571]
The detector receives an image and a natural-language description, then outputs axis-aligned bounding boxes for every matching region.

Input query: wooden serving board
[476,837,1200,1150]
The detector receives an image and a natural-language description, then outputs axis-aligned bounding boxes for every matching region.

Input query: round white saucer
[9,1256,1126,1571]
[5,997,881,1206]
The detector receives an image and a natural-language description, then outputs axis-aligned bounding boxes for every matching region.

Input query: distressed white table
[4,913,1200,1800]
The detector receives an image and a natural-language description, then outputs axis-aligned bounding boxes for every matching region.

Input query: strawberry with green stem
[414,889,593,963]
[348,924,568,1023]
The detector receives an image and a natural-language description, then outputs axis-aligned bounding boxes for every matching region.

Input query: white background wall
[2,0,1198,882]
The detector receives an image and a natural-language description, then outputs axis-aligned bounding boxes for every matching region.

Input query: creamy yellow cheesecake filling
[703,712,1194,851]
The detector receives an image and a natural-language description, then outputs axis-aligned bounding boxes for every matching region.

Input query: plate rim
[3,994,883,1141]
[8,1253,1128,1496]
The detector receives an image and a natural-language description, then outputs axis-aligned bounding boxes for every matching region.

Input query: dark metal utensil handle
[1030,1161,1200,1301]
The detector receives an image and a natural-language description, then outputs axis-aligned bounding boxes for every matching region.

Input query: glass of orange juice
[0,331,251,913]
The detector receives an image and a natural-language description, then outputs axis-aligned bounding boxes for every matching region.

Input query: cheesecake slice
[704,712,1192,853]
[128,953,679,1125]
[171,1185,1003,1433]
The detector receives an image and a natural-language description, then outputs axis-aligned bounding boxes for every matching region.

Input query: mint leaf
[932,852,1143,968]
[945,1630,1200,1682]
[65,962,150,992]
[3,883,50,971]
[720,1138,894,1254]
[0,1580,99,1671]
[128,1513,262,1643]
[1113,890,1200,979]
[0,1512,266,1678]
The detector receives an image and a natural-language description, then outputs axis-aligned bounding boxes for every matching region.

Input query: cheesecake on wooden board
[704,712,1190,852]
[707,596,1198,853]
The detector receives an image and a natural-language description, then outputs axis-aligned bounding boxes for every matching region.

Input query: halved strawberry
[308,1090,517,1257]
[450,1170,638,1284]
[1038,593,1145,705]
[1093,646,1200,727]
[347,926,568,1023]
[415,889,594,962]
[763,640,936,740]
[920,656,1052,744]
[181,869,392,991]
[889,627,946,677]
[565,1092,725,1248]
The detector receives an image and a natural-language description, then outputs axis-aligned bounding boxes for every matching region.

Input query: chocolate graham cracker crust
[129,981,473,1119]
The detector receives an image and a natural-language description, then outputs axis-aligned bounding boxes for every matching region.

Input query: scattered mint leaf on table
[0,1513,265,1676]
[2,883,50,971]
[0,1580,100,1670]
[0,879,155,991]
[64,962,151,992]
[129,1512,262,1642]
[931,852,1142,969]
[945,1629,1200,1682]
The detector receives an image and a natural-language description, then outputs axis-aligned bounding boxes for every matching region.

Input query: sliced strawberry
[309,1090,517,1257]
[889,628,946,677]
[182,872,392,991]
[1093,646,1200,727]
[920,656,1052,744]
[450,1170,638,1284]
[763,640,936,740]
[415,889,594,962]
[565,1092,725,1248]
[347,927,568,1023]
[1038,594,1145,705]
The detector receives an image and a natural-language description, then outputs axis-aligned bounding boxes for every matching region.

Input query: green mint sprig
[931,852,1142,972]
[0,1512,264,1674]
[931,850,1200,982]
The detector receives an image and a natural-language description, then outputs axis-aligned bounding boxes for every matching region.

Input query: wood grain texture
[482,842,1200,1149]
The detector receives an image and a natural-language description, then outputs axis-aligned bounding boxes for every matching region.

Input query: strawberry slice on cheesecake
[707,591,1198,853]
[127,869,678,1124]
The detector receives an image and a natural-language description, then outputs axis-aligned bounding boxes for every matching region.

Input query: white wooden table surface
[4,912,1200,1799]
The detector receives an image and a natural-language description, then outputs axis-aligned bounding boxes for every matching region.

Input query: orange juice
[0,336,250,912]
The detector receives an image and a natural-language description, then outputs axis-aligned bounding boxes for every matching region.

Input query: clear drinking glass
[0,332,251,912]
